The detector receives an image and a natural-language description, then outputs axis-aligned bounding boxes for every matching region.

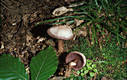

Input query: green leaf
[84,70,89,74]
[76,71,80,75]
[0,54,28,80]
[88,66,92,70]
[86,64,90,68]
[93,69,98,73]
[80,69,84,72]
[87,60,93,63]
[87,62,92,66]
[90,72,95,77]
[92,64,96,68]
[30,46,58,80]
[81,73,85,76]
[83,67,87,70]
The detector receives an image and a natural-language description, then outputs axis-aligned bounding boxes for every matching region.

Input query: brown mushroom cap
[65,51,86,70]
[47,25,73,40]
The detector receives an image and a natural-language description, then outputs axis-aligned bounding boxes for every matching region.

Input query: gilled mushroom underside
[66,53,85,70]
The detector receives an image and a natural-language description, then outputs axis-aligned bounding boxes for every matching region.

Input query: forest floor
[0,0,127,80]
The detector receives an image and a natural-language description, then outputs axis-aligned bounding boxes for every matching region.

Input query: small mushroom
[65,51,86,70]
[47,25,73,54]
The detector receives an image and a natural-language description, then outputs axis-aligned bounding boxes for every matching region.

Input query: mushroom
[65,51,86,70]
[47,25,73,54]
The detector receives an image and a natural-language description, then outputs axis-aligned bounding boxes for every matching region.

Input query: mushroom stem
[69,62,76,67]
[58,39,64,54]
[69,59,77,67]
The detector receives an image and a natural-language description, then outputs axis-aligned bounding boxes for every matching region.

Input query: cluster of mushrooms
[47,25,86,71]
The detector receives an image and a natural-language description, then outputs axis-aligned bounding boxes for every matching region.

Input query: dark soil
[0,0,70,63]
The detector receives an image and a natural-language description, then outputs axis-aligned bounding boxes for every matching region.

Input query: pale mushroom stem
[58,39,64,54]
[69,59,77,67]
[69,62,77,66]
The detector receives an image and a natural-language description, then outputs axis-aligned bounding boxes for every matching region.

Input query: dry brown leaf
[52,6,73,16]
[75,19,84,26]
[78,27,87,37]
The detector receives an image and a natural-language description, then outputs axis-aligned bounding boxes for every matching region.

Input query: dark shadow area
[30,24,52,38]
[54,52,68,76]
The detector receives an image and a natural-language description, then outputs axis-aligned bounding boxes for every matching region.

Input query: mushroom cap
[47,25,73,40]
[65,51,86,70]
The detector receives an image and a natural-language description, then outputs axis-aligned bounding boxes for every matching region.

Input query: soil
[0,0,68,60]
